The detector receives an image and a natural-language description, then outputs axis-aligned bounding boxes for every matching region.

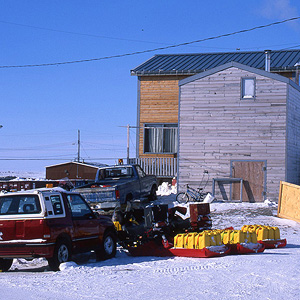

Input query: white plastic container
[203,193,215,203]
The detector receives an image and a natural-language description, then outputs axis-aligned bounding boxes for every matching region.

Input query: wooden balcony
[129,157,177,178]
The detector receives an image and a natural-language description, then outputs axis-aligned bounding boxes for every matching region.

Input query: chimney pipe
[265,50,271,72]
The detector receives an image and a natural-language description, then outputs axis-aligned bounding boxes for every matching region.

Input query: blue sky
[0,0,300,175]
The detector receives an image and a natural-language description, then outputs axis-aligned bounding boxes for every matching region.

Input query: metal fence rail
[129,157,177,178]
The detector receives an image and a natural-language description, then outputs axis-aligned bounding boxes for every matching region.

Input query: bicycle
[176,171,210,203]
[176,184,208,203]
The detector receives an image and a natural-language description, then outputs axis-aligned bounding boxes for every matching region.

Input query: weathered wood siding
[286,85,300,185]
[178,67,288,201]
[138,75,186,157]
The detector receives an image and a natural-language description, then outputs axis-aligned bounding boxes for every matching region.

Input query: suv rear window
[0,195,41,215]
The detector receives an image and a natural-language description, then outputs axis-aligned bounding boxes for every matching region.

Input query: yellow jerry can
[272,227,280,240]
[184,232,197,249]
[221,230,232,244]
[209,231,222,246]
[256,226,269,241]
[230,230,245,244]
[195,232,211,249]
[174,234,186,248]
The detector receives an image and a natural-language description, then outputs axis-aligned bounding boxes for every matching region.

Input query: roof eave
[131,66,298,76]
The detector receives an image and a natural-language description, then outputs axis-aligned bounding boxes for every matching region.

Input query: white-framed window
[241,78,256,99]
[144,124,178,154]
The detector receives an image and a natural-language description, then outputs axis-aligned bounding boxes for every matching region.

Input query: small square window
[241,78,255,99]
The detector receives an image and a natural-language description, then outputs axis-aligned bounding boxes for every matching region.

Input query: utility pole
[127,124,130,164]
[120,125,139,164]
[77,129,80,162]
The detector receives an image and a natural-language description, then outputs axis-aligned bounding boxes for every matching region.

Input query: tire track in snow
[154,262,228,274]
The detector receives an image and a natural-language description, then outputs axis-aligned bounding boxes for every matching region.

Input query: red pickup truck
[0,188,116,271]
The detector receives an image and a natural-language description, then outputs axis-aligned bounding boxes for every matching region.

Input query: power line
[0,20,170,45]
[0,16,299,69]
[0,157,128,161]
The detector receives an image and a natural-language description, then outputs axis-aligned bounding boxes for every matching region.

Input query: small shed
[46,161,104,180]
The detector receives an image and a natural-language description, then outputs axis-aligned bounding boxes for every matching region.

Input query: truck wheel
[0,258,13,272]
[47,239,71,271]
[96,231,116,261]
[148,185,157,201]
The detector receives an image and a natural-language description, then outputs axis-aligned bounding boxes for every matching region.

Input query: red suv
[0,188,116,271]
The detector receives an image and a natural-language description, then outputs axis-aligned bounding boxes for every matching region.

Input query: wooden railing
[129,157,177,178]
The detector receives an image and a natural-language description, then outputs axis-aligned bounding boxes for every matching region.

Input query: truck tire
[0,258,13,272]
[148,185,157,201]
[96,231,117,261]
[47,239,72,271]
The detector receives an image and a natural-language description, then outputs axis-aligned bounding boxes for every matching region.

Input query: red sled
[127,241,230,258]
[229,243,265,255]
[168,245,231,258]
[258,239,287,249]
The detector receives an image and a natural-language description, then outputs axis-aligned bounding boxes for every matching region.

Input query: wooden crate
[278,181,300,223]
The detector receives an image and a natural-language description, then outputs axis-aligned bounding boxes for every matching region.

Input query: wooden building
[131,50,300,180]
[178,62,300,202]
[46,161,103,181]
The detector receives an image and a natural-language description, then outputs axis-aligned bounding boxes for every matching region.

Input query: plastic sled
[168,245,230,258]
[229,243,265,254]
[257,239,287,249]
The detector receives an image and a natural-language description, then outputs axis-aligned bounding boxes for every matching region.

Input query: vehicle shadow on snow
[7,249,172,273]
[284,243,300,249]
[76,249,174,269]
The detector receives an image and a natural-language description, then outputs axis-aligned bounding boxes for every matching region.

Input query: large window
[0,195,41,215]
[144,124,178,154]
[241,78,256,99]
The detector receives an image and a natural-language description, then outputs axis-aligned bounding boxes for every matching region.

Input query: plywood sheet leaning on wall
[278,181,300,223]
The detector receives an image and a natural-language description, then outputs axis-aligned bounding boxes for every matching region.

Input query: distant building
[45,161,106,181]
[0,179,58,192]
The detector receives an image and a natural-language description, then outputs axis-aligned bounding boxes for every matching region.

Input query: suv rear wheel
[0,258,13,272]
[47,239,71,271]
[96,231,116,261]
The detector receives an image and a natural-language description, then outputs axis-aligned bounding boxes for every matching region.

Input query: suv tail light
[41,219,51,239]
[115,190,120,199]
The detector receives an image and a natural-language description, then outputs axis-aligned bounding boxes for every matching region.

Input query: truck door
[66,194,100,252]
[135,165,151,196]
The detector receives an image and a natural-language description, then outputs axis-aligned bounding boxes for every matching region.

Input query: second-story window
[241,77,256,99]
[144,124,178,154]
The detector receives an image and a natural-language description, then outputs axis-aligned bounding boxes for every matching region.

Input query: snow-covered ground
[1,184,300,300]
[0,170,45,180]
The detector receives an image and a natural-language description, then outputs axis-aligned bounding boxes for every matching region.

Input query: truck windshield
[0,195,41,215]
[102,167,133,179]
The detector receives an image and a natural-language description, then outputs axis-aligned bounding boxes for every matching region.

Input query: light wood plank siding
[286,85,300,185]
[138,75,187,157]
[179,67,288,201]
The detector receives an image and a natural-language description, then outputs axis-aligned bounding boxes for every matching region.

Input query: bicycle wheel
[176,192,190,203]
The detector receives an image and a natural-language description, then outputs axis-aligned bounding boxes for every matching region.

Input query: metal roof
[131,50,300,76]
